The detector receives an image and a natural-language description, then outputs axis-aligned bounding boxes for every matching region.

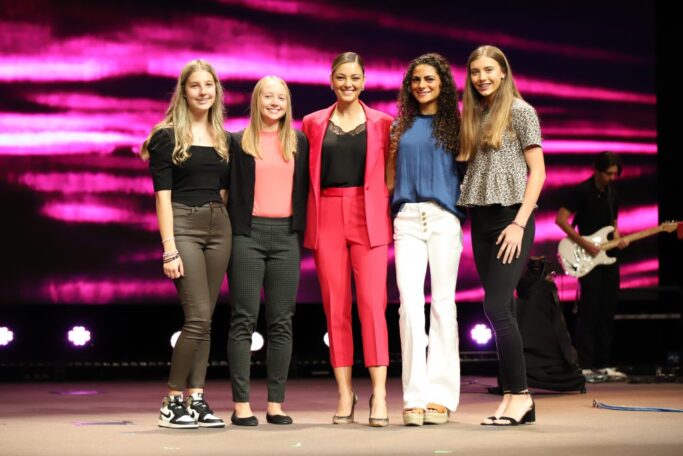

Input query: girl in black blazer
[227,76,309,426]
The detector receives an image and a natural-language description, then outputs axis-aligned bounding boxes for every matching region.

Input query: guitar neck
[601,226,663,250]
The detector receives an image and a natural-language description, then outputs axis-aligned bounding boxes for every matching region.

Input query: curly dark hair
[387,53,460,189]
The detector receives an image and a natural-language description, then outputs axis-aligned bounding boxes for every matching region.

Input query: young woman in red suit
[302,51,393,427]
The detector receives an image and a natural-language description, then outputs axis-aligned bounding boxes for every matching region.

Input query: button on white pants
[393,202,463,411]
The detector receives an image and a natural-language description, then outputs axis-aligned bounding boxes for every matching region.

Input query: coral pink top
[253,130,294,217]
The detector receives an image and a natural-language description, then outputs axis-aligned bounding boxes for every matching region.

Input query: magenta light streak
[0,132,141,155]
[455,288,485,302]
[41,278,231,303]
[548,275,659,301]
[542,125,656,139]
[41,202,158,230]
[542,166,656,189]
[0,21,653,103]
[0,112,159,133]
[620,277,658,288]
[0,56,128,81]
[12,172,153,195]
[514,76,655,104]
[30,93,168,112]
[620,259,659,276]
[116,251,161,263]
[542,140,657,155]
[45,279,176,303]
[0,113,252,155]
[225,0,646,64]
[29,92,250,111]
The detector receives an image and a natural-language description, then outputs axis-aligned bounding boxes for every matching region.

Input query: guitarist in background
[555,151,629,383]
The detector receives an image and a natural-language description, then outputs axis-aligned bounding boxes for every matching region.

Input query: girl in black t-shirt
[140,59,230,430]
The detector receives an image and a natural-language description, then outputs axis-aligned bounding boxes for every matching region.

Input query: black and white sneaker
[158,395,198,429]
[185,393,225,428]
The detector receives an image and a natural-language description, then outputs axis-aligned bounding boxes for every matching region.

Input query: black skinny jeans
[471,205,535,393]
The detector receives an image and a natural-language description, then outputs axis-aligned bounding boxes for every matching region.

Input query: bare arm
[496,146,546,263]
[155,190,184,279]
[556,206,600,256]
[220,189,228,205]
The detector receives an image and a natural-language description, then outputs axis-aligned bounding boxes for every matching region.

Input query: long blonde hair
[140,59,228,163]
[459,45,521,161]
[241,76,297,161]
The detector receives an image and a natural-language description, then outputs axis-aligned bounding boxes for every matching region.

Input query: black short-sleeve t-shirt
[560,176,619,236]
[148,129,229,206]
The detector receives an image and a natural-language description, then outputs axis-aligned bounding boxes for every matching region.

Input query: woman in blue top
[387,53,465,426]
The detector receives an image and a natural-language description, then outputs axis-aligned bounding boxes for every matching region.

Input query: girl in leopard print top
[458,45,546,427]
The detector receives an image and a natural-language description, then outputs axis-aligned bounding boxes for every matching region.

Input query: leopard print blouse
[458,98,542,207]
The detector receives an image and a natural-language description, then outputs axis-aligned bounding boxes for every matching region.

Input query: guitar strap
[606,185,615,226]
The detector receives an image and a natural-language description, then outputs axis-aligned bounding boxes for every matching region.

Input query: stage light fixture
[251,331,264,351]
[323,332,329,347]
[170,331,181,348]
[470,323,493,345]
[0,326,14,347]
[67,326,91,347]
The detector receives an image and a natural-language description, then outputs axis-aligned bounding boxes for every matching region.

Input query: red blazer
[302,101,393,250]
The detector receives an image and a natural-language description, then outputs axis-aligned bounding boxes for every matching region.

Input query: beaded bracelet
[162,249,179,258]
[511,220,526,230]
[163,254,180,264]
[162,237,175,244]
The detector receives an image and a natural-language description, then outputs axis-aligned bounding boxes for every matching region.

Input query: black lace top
[321,120,367,188]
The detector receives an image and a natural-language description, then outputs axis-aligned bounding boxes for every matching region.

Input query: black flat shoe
[266,413,293,425]
[231,412,258,426]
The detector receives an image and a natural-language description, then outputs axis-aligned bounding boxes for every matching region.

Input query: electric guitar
[557,221,681,278]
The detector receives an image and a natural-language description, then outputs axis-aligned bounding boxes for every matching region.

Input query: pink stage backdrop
[0,0,657,304]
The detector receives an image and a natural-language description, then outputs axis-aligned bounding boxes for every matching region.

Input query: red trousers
[314,187,389,368]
